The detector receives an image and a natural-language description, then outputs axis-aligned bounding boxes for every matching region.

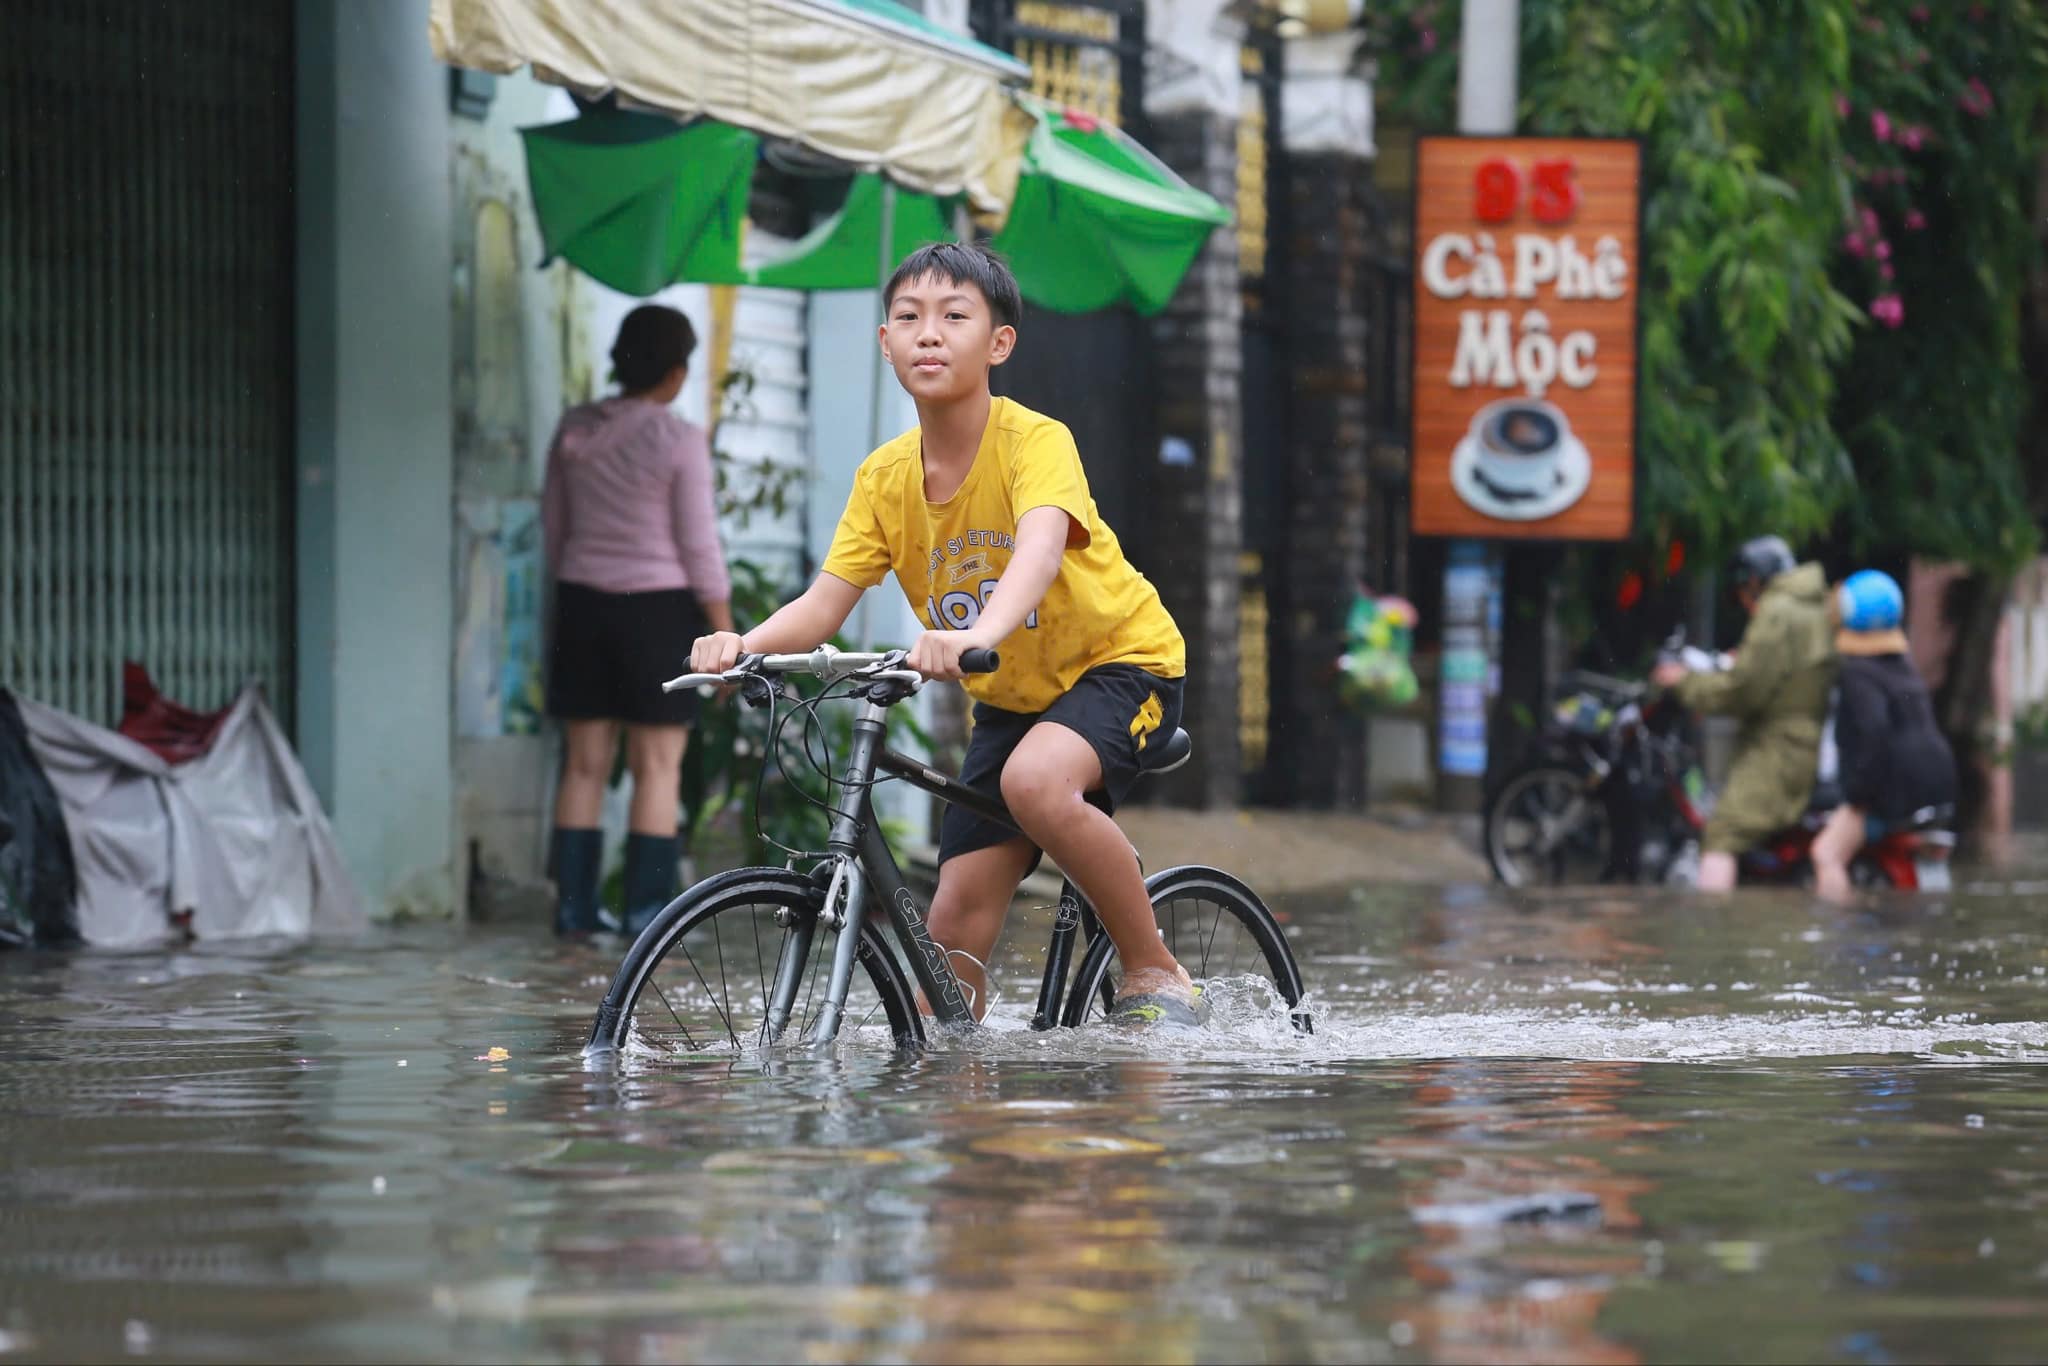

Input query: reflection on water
[3,876,2048,1362]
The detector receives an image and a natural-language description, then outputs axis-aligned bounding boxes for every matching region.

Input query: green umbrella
[521,107,757,296]
[521,99,1229,313]
[991,99,1232,316]
[748,173,958,290]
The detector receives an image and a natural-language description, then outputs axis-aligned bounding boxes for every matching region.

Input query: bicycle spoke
[677,942,742,1049]
[853,979,887,1034]
[797,935,823,1037]
[1204,895,1226,976]
[713,911,732,1035]
[751,907,776,1048]
[750,907,769,1015]
[650,977,701,1053]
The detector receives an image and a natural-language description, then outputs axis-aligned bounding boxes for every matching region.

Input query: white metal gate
[1,2,296,725]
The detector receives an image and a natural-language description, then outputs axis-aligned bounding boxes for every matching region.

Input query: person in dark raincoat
[1810,570,1957,902]
[1651,536,1836,891]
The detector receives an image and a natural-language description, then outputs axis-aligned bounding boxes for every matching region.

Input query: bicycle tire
[584,866,925,1057]
[1060,865,1310,1033]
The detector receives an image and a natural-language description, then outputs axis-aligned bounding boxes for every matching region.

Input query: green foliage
[1367,0,2046,572]
[708,364,808,531]
[1826,1,2048,568]
[2016,700,2048,750]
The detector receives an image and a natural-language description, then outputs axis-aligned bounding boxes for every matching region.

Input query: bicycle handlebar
[661,643,1001,694]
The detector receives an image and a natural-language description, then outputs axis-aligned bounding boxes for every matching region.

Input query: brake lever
[737,673,778,710]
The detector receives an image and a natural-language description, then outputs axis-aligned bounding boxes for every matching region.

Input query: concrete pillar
[1144,4,1246,810]
[296,0,457,916]
[1275,30,1376,808]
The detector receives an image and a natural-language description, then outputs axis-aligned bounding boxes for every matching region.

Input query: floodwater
[5,872,2048,1364]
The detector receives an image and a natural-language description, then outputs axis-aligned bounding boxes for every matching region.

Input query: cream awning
[430,0,1034,214]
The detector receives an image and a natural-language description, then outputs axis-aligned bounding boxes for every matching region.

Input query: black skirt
[547,581,710,727]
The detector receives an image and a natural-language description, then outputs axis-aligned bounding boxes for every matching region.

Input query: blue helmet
[1838,569,1904,632]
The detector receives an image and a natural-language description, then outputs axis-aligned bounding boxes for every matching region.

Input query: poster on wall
[455,497,546,739]
[1410,136,1640,541]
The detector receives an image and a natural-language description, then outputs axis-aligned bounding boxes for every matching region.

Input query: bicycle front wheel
[585,867,925,1058]
[1061,865,1310,1032]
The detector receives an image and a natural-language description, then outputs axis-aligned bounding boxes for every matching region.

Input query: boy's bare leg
[1000,722,1189,999]
[925,837,1037,1020]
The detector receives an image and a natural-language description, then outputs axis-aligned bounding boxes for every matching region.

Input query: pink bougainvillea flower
[1871,109,1893,142]
[1844,232,1868,258]
[1960,78,1995,116]
[1835,93,1852,119]
[1905,209,1927,230]
[1420,26,1438,52]
[1900,125,1926,151]
[1881,263,1896,281]
[1870,295,1905,328]
[1860,206,1881,237]
[1910,3,1930,20]
[1874,238,1892,261]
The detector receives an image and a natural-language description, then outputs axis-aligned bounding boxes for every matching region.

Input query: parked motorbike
[1482,639,1955,892]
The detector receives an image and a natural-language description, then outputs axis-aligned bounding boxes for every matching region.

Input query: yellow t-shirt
[820,397,1185,715]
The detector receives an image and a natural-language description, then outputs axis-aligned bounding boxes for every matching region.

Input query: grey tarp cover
[17,686,366,947]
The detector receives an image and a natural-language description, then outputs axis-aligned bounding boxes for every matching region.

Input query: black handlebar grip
[959,648,1000,675]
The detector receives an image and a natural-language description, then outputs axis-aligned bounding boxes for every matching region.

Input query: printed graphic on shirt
[820,397,1185,715]
[926,570,1038,634]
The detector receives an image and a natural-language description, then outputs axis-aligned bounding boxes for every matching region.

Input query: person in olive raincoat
[1651,536,1836,891]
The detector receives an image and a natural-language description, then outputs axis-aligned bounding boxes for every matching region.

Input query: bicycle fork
[763,698,893,1047]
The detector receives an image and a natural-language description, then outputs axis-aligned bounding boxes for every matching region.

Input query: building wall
[295,0,457,915]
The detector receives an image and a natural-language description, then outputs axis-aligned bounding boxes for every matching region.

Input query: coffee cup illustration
[1450,397,1592,521]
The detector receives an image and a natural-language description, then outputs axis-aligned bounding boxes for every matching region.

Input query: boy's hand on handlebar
[690,631,746,675]
[907,629,992,683]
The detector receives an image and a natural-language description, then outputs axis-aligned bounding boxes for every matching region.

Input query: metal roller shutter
[2,2,296,725]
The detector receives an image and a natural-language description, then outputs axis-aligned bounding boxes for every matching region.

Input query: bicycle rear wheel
[1061,865,1310,1033]
[585,867,925,1058]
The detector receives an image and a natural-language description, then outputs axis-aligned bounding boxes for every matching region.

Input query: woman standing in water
[542,305,732,935]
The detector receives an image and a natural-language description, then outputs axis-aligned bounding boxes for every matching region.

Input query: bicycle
[584,646,1310,1057]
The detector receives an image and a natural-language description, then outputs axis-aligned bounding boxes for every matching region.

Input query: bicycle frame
[778,693,1110,1045]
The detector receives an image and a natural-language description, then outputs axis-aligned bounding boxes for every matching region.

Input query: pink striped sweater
[540,398,730,601]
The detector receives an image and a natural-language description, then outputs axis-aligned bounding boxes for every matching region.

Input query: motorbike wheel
[1484,762,1627,888]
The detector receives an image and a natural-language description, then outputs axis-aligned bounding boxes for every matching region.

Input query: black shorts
[548,581,708,727]
[937,663,1186,869]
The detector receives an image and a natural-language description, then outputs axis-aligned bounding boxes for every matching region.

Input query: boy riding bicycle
[688,243,1205,1027]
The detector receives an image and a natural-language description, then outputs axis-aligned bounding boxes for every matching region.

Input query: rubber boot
[621,832,680,938]
[549,827,604,936]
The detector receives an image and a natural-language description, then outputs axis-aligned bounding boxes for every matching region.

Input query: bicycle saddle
[1140,728,1193,774]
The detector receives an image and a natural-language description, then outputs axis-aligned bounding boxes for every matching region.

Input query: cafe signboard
[1410,136,1640,541]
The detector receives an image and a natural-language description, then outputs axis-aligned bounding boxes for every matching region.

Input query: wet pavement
[4,873,2048,1363]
